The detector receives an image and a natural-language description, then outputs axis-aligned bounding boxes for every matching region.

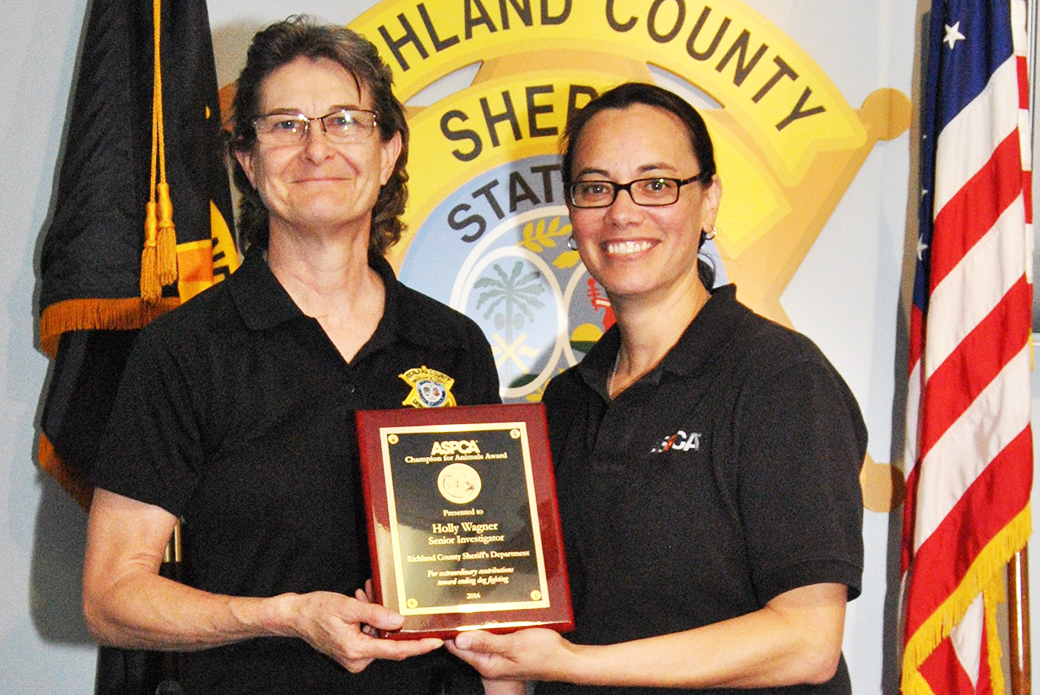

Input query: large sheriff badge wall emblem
[351,0,910,509]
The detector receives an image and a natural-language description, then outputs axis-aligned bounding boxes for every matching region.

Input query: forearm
[83,489,296,651]
[450,583,847,689]
[84,490,442,673]
[84,570,292,651]
[568,599,844,689]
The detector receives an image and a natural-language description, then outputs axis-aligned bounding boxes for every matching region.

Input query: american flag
[901,0,1034,692]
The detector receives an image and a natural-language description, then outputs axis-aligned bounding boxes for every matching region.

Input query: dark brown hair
[228,16,408,256]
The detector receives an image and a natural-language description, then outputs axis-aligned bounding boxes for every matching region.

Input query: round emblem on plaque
[437,463,482,505]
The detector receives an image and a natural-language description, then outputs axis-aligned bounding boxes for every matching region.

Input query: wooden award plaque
[356,402,573,639]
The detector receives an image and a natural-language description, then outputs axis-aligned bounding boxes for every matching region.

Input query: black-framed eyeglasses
[566,171,713,208]
[252,109,378,146]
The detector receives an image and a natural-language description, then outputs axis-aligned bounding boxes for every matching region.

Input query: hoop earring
[568,235,578,251]
[704,227,717,240]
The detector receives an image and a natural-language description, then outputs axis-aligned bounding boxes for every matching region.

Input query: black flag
[38,0,237,508]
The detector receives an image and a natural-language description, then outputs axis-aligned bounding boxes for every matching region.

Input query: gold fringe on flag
[901,504,1032,695]
[38,297,180,359]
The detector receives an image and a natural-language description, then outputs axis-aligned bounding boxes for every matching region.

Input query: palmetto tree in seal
[474,261,545,374]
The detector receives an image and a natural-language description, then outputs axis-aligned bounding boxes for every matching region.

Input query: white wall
[0,1,1032,693]
[1,0,96,691]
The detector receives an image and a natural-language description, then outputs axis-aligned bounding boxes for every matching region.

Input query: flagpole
[1015,0,1037,693]
[1013,1,1036,693]
[159,522,184,688]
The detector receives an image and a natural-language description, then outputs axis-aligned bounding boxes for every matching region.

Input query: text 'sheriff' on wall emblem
[351,0,908,512]
[400,366,458,408]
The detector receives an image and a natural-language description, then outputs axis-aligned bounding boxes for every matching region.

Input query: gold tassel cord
[156,181,177,284]
[152,0,177,287]
[141,200,160,302]
[141,0,177,303]
[140,0,162,303]
[154,39,176,287]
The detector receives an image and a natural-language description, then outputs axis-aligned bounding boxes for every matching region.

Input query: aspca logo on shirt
[650,430,702,454]
[399,366,457,408]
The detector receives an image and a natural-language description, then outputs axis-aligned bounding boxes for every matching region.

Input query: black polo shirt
[94,246,500,694]
[537,285,866,695]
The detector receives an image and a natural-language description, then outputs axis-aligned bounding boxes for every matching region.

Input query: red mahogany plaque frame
[356,403,573,639]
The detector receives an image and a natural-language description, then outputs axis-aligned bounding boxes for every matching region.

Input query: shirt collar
[575,324,621,399]
[229,246,301,331]
[574,284,750,394]
[227,245,472,354]
[228,246,403,333]
[660,284,747,377]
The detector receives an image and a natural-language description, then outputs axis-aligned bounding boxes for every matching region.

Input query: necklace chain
[607,349,622,398]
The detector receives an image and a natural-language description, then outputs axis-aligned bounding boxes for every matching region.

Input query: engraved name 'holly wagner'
[403,438,531,561]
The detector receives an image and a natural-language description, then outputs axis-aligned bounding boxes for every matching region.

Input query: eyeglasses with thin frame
[252,109,378,146]
[567,171,713,209]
